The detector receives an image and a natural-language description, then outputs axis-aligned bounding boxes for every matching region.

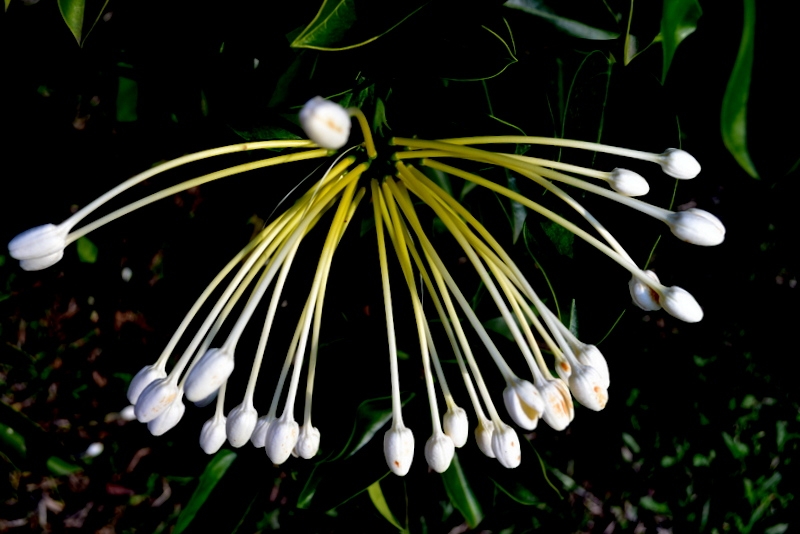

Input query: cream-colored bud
[199,413,227,454]
[226,402,258,448]
[629,270,662,312]
[539,378,574,431]
[568,365,608,411]
[475,420,496,458]
[183,348,235,402]
[250,415,273,448]
[119,405,137,421]
[265,416,299,465]
[384,425,415,476]
[299,96,351,149]
[575,344,610,389]
[20,251,64,271]
[127,364,167,404]
[134,378,180,423]
[491,422,521,468]
[503,377,545,430]
[443,406,469,448]
[424,432,455,473]
[8,224,68,263]
[660,285,704,323]
[193,389,219,408]
[658,148,701,179]
[147,396,186,436]
[295,424,321,459]
[667,208,725,246]
[608,168,649,196]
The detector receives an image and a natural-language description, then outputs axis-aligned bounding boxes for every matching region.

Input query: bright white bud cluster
[384,425,415,476]
[629,270,662,311]
[183,348,235,402]
[8,223,70,271]
[443,406,469,448]
[226,403,258,447]
[667,208,726,246]
[134,378,180,423]
[502,378,545,430]
[660,285,704,323]
[295,424,321,459]
[608,168,649,197]
[658,148,701,179]
[491,423,522,469]
[127,364,167,404]
[265,416,299,465]
[299,96,351,150]
[424,432,455,473]
[199,414,227,454]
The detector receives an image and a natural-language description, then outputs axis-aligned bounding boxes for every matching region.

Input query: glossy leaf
[441,452,484,528]
[291,0,428,51]
[76,237,98,264]
[174,450,237,534]
[0,422,27,459]
[505,0,619,40]
[58,0,85,45]
[47,456,82,475]
[661,0,702,82]
[367,478,405,531]
[721,0,758,178]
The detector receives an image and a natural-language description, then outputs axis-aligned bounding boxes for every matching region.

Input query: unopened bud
[384,425,415,476]
[568,365,608,411]
[503,377,545,430]
[660,285,704,323]
[475,420,496,458]
[128,364,167,404]
[294,424,321,459]
[629,270,662,312]
[299,96,351,150]
[134,378,180,423]
[147,396,186,436]
[443,406,469,448]
[658,148,701,179]
[184,348,235,402]
[667,208,725,246]
[265,416,299,465]
[226,402,258,448]
[424,432,455,473]
[199,414,227,454]
[491,422,522,468]
[608,168,649,196]
[539,378,574,431]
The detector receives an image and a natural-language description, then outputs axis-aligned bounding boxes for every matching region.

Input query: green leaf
[504,0,619,40]
[441,452,484,528]
[291,0,428,51]
[505,172,527,244]
[540,220,573,258]
[367,478,405,531]
[5,0,11,12]
[47,456,82,475]
[722,431,750,459]
[660,0,702,82]
[0,423,27,460]
[58,0,85,45]
[174,450,237,534]
[116,76,139,123]
[76,237,98,264]
[639,495,671,514]
[721,0,758,178]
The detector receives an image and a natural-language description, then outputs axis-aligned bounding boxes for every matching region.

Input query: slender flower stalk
[9,96,723,473]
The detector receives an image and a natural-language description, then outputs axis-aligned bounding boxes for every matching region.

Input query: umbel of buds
[8,95,724,474]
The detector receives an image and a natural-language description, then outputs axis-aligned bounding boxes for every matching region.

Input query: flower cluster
[8,97,724,474]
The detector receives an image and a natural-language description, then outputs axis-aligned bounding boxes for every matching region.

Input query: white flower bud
[20,251,65,271]
[575,344,610,389]
[384,425,415,476]
[199,413,227,454]
[299,96,351,150]
[193,388,219,408]
[183,348,235,402]
[491,422,521,469]
[424,432,455,473]
[660,285,704,323]
[554,358,572,382]
[443,406,469,448]
[127,364,167,404]
[539,378,574,431]
[629,270,662,312]
[8,224,69,265]
[667,208,725,246]
[294,424,321,459]
[119,405,137,421]
[134,378,180,422]
[265,416,299,465]
[568,365,608,411]
[608,168,649,196]
[226,402,258,448]
[503,377,545,430]
[147,396,186,436]
[250,415,273,448]
[475,420,496,458]
[658,148,701,179]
